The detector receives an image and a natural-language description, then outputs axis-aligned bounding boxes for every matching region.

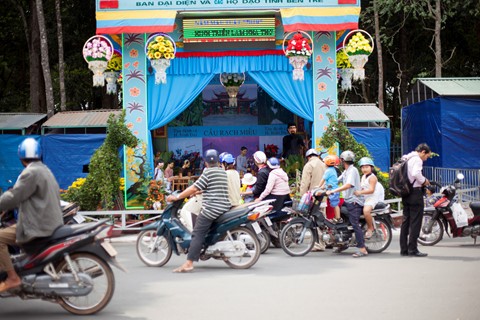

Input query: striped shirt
[193,166,231,220]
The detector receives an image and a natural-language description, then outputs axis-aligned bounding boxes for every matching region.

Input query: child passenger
[240,173,257,203]
[354,157,385,239]
[319,155,342,223]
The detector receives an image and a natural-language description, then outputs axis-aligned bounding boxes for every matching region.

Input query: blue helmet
[222,153,235,165]
[218,152,228,163]
[267,157,280,169]
[358,157,375,167]
[18,138,41,160]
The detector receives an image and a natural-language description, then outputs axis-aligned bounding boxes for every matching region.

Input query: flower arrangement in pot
[220,73,245,107]
[343,30,374,81]
[145,33,176,85]
[336,49,354,91]
[283,31,313,81]
[83,35,114,87]
[104,50,122,94]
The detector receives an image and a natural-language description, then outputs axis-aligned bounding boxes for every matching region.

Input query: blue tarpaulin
[0,135,40,192]
[402,97,480,168]
[42,134,106,190]
[349,128,391,172]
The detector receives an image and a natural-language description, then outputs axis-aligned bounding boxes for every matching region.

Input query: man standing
[166,149,231,273]
[300,148,327,251]
[236,146,248,175]
[0,138,64,292]
[400,143,431,257]
[282,123,305,158]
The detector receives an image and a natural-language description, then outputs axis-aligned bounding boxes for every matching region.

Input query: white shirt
[405,152,426,187]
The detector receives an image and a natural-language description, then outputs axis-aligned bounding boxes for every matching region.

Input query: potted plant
[104,50,122,94]
[82,35,114,87]
[146,33,176,84]
[283,31,313,81]
[220,73,245,107]
[343,30,374,81]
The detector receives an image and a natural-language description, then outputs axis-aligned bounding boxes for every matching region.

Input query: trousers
[400,188,424,253]
[0,225,17,271]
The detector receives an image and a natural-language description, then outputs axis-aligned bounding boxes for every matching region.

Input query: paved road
[1,233,479,320]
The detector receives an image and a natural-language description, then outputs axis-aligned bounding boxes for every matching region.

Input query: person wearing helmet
[318,155,342,224]
[300,148,326,196]
[222,153,242,206]
[0,138,64,292]
[255,157,290,211]
[326,150,367,257]
[252,151,271,200]
[399,143,431,258]
[166,149,231,273]
[282,123,305,158]
[354,157,385,239]
[235,146,248,175]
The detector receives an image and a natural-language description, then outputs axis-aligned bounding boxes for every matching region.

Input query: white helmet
[253,151,267,164]
[340,150,355,162]
[305,148,318,157]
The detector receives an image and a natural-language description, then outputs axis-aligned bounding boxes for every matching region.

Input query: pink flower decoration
[318,82,327,91]
[130,49,138,58]
[321,44,330,53]
[130,87,140,97]
[136,117,142,122]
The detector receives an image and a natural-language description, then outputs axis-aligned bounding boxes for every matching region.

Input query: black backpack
[389,157,415,197]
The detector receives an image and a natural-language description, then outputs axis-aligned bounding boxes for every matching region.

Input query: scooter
[136,194,274,269]
[255,199,294,253]
[0,219,123,315]
[419,173,480,246]
[279,190,393,256]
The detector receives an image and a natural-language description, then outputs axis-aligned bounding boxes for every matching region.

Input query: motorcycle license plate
[264,216,273,227]
[73,213,86,224]
[251,221,262,234]
[101,242,118,257]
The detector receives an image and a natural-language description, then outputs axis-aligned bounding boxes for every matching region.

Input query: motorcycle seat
[470,202,480,215]
[215,207,251,224]
[374,202,387,210]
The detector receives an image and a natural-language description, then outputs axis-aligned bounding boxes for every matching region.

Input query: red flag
[100,0,119,9]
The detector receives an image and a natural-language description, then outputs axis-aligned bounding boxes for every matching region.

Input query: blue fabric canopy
[350,128,391,172]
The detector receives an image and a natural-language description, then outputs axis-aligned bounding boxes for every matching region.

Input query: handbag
[451,202,468,228]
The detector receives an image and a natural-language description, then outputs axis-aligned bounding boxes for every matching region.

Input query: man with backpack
[398,143,431,257]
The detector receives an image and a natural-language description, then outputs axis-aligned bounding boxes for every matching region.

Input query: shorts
[328,192,340,207]
[364,196,379,209]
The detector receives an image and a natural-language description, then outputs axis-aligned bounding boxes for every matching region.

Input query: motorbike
[0,219,123,315]
[136,194,274,269]
[419,173,480,246]
[279,190,393,256]
[254,199,294,253]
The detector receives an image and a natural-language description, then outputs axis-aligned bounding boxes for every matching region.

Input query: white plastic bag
[452,202,469,227]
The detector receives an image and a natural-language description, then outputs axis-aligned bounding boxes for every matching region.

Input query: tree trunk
[35,0,55,118]
[434,0,442,77]
[29,0,45,114]
[55,0,67,111]
[373,0,385,112]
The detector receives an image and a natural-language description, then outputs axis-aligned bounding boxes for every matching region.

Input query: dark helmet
[18,138,41,160]
[204,149,219,165]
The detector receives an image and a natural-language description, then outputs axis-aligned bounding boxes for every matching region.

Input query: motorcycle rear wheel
[258,228,271,254]
[364,218,392,254]
[56,253,114,315]
[223,227,261,269]
[418,213,444,246]
[136,230,172,267]
[279,221,315,256]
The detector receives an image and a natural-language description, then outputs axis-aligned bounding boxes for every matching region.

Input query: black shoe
[408,251,428,257]
[400,251,409,257]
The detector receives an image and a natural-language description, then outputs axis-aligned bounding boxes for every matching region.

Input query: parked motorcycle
[136,194,274,269]
[0,219,123,315]
[279,190,393,256]
[419,173,480,246]
[255,199,294,253]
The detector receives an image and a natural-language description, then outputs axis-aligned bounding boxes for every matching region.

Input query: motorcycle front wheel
[223,227,261,269]
[136,230,172,267]
[364,218,392,254]
[418,213,444,246]
[258,228,271,254]
[279,221,315,257]
[56,253,114,315]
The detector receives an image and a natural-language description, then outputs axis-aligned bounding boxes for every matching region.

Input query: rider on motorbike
[0,138,64,292]
[166,149,231,273]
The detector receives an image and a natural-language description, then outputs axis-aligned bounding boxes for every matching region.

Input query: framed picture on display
[153,126,167,138]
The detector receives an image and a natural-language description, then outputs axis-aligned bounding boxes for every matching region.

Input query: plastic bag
[452,202,468,227]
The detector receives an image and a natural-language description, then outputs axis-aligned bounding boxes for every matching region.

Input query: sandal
[352,251,368,258]
[173,265,194,273]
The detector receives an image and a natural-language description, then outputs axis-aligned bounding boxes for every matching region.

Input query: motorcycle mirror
[456,173,465,180]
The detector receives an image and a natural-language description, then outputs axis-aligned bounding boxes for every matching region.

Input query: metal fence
[423,166,480,202]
